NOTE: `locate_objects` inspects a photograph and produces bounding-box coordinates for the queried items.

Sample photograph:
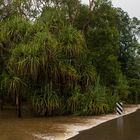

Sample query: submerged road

[69,109,140,140]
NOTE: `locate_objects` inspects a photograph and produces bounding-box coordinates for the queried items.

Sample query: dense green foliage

[0,0,140,117]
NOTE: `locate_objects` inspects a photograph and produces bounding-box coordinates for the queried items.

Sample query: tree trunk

[0,101,3,111]
[0,94,4,111]
[16,95,21,118]
[82,0,95,34]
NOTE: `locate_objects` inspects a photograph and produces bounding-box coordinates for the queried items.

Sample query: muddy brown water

[0,107,95,140]
[0,107,140,140]
[69,109,140,140]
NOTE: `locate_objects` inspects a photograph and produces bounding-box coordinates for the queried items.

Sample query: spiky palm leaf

[59,26,86,60]
[32,84,61,116]
[1,68,26,96]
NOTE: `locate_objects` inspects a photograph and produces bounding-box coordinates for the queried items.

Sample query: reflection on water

[117,117,124,139]
[68,109,140,140]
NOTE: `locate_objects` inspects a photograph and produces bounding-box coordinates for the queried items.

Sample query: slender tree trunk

[89,0,95,11]
[82,0,95,34]
[14,93,16,105]
[16,95,21,118]
[0,100,3,111]
[0,94,4,111]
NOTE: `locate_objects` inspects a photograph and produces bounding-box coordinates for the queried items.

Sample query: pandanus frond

[59,26,86,59]
[0,14,30,45]
[1,68,26,95]
[9,44,41,80]
[82,77,109,115]
[67,86,83,114]
[9,27,60,81]
[45,85,60,114]
[80,64,97,90]
[58,62,79,90]
[32,84,61,116]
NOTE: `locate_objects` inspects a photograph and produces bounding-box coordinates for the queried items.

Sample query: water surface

[0,107,139,140]
[0,107,96,140]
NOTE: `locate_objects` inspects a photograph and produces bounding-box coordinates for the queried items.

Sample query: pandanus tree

[1,68,26,117]
[8,21,61,115]
[6,7,86,115]
[0,12,30,117]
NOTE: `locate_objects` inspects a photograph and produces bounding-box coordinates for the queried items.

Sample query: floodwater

[0,107,139,140]
[69,109,140,140]
[0,107,98,140]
